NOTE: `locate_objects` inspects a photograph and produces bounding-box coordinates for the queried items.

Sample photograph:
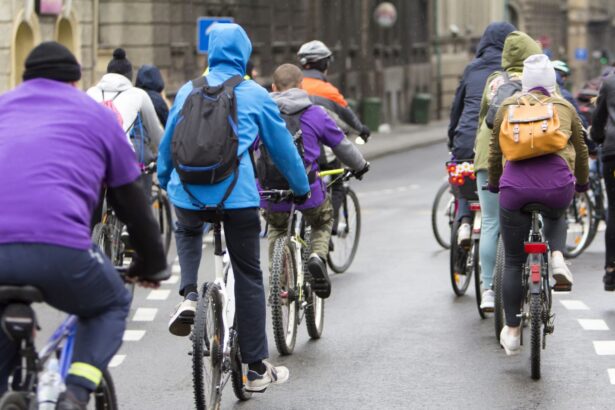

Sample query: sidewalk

[358,120,448,161]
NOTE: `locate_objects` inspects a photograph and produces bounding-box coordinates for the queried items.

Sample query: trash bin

[412,93,431,124]
[361,97,381,132]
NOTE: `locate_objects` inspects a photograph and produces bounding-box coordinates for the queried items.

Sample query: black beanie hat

[107,48,133,80]
[22,41,81,82]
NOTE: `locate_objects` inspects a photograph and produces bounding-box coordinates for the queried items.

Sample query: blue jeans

[173,206,268,364]
[476,170,499,289]
[0,243,130,394]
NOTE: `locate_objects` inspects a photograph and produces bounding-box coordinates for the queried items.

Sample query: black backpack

[256,108,316,190]
[172,75,243,204]
[485,71,522,128]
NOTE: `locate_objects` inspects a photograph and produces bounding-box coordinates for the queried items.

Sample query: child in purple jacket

[263,64,369,298]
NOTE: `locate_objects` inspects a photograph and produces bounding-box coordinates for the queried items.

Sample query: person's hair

[304,58,330,72]
[273,64,303,91]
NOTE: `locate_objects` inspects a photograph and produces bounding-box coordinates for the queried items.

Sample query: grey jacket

[591,74,615,161]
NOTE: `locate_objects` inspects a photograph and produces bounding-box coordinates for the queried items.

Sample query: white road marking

[147,289,171,300]
[578,319,609,331]
[123,330,146,342]
[108,355,126,368]
[161,275,179,285]
[559,300,589,310]
[608,369,615,384]
[593,341,615,355]
[171,264,181,275]
[132,308,158,322]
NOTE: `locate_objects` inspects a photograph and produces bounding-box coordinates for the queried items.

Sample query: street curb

[360,123,448,161]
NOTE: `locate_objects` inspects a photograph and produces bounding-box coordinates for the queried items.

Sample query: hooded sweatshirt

[474,31,542,171]
[136,65,169,126]
[448,22,515,159]
[263,88,367,212]
[158,24,309,210]
[87,73,163,164]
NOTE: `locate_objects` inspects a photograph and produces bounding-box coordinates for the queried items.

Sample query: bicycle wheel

[472,242,485,319]
[0,392,27,410]
[230,328,252,402]
[450,222,472,296]
[328,188,361,273]
[564,192,594,258]
[193,283,223,410]
[303,229,325,339]
[431,181,454,249]
[93,369,118,410]
[530,291,542,380]
[270,237,299,355]
[153,186,173,256]
[493,237,505,340]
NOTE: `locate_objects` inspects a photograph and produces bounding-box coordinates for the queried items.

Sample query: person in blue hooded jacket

[136,64,169,126]
[158,23,309,392]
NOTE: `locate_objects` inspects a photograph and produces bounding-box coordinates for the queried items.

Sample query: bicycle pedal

[552,284,571,292]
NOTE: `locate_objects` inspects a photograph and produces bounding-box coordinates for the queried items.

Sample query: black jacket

[136,65,169,127]
[591,74,615,161]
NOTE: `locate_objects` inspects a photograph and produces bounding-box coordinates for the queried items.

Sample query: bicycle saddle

[0,286,43,304]
[521,203,563,219]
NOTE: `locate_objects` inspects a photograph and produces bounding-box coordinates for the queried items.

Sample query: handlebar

[142,161,157,175]
[259,189,294,203]
[320,168,356,185]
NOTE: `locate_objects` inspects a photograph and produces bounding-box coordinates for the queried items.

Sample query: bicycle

[191,216,252,410]
[493,236,506,340]
[0,272,126,409]
[431,180,455,250]
[563,191,594,258]
[319,169,361,274]
[143,161,173,257]
[262,190,325,355]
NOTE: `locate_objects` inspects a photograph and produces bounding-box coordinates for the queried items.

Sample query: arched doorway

[12,22,35,86]
[56,18,76,53]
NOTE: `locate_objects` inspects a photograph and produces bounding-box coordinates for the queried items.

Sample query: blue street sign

[575,47,588,61]
[197,17,234,54]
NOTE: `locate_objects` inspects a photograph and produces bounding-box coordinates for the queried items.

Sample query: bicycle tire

[473,243,485,319]
[530,291,542,380]
[431,181,453,249]
[493,237,505,340]
[303,230,325,339]
[93,369,118,410]
[270,237,299,355]
[192,283,223,410]
[564,192,594,258]
[230,322,252,402]
[450,221,472,296]
[0,391,27,410]
[154,187,173,257]
[328,188,361,273]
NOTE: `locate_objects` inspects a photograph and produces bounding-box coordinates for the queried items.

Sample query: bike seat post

[213,221,223,257]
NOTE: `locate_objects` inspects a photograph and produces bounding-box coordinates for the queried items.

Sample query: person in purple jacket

[263,64,369,298]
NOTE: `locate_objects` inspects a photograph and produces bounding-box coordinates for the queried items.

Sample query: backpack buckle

[541,120,548,132]
[513,124,520,142]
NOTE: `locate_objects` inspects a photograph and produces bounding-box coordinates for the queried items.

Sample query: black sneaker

[56,392,87,410]
[604,271,615,291]
[307,253,331,299]
[168,292,198,336]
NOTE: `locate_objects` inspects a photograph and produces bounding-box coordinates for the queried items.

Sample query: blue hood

[208,23,252,76]
[475,22,516,58]
[136,64,164,92]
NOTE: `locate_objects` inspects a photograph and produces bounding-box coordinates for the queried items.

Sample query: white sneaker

[500,326,521,356]
[168,293,198,337]
[457,223,471,247]
[480,289,495,312]
[246,360,289,393]
[551,252,573,289]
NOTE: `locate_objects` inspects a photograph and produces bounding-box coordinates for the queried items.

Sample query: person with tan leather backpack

[487,54,589,355]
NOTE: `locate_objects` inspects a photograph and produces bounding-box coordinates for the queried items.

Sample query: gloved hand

[359,125,371,142]
[354,162,370,180]
[293,190,311,205]
[487,184,500,194]
[575,183,589,193]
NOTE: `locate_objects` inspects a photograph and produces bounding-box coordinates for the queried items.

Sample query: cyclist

[474,30,542,310]
[447,22,515,309]
[262,63,370,298]
[160,24,309,392]
[0,42,168,409]
[488,54,589,355]
[136,64,169,127]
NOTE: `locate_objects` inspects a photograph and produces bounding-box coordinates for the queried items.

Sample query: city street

[36,133,615,409]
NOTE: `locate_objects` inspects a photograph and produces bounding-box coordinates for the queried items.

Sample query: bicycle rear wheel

[153,186,173,257]
[328,188,361,273]
[472,242,485,319]
[93,369,118,410]
[270,238,299,355]
[230,327,252,402]
[431,181,454,249]
[0,391,27,410]
[303,230,325,339]
[564,192,594,258]
[192,283,223,410]
[450,222,472,296]
[493,237,505,340]
[530,292,542,380]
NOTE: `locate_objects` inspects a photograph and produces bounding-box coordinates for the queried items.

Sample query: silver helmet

[297,40,332,65]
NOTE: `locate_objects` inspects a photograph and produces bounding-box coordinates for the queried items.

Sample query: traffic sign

[575,48,588,61]
[197,17,234,54]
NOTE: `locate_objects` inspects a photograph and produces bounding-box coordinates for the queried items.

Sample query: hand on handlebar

[359,125,371,143]
[353,162,370,181]
[292,190,311,205]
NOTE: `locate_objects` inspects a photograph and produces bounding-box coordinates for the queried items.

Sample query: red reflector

[530,264,541,283]
[524,242,547,254]
[469,203,481,211]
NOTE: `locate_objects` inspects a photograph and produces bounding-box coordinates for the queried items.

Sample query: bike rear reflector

[530,264,541,284]
[524,242,547,254]
[469,203,481,211]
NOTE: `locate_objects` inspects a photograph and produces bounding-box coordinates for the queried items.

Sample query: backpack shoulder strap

[223,75,244,93]
[192,76,207,88]
[111,90,124,101]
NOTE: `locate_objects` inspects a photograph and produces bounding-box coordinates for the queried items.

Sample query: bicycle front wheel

[328,188,361,273]
[270,238,299,355]
[193,283,223,410]
[530,292,542,380]
[93,369,118,410]
[431,181,454,249]
[493,237,505,340]
[564,192,594,258]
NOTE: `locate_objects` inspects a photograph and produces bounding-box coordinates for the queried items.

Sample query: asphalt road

[34,141,615,409]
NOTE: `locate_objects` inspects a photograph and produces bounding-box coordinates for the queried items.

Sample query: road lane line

[578,319,609,331]
[161,275,179,285]
[132,308,158,322]
[123,330,146,342]
[608,369,615,384]
[593,341,615,355]
[147,289,171,300]
[559,300,589,310]
[172,264,181,274]
[109,355,126,368]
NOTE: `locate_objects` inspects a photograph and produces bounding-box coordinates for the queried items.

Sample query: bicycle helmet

[297,40,333,66]
[551,60,570,75]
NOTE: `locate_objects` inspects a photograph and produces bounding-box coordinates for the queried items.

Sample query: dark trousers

[500,207,566,326]
[603,159,615,269]
[0,244,131,394]
[174,206,268,364]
